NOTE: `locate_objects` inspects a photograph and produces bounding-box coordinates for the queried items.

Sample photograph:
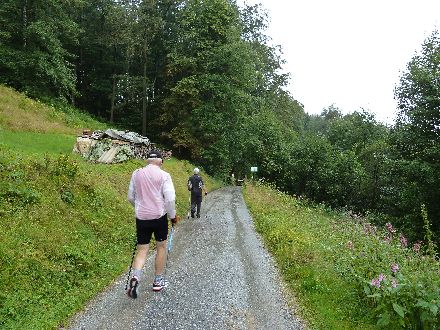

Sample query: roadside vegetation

[0,87,221,329]
[2,1,439,250]
[1,0,440,328]
[244,182,439,329]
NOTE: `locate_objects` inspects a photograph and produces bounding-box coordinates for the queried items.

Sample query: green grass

[4,83,436,329]
[0,85,222,329]
[0,130,76,155]
[243,182,439,329]
[243,183,377,329]
[0,147,221,329]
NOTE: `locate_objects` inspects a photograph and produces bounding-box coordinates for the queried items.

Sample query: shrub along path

[64,187,305,330]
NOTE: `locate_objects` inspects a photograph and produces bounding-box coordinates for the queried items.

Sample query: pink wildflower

[391,279,398,288]
[399,233,408,248]
[371,278,381,288]
[413,241,422,252]
[386,222,396,234]
[383,235,391,243]
[371,274,385,288]
[391,263,399,273]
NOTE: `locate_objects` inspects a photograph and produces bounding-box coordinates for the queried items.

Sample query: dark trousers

[191,193,202,216]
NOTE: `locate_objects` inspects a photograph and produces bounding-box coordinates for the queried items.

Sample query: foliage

[338,220,439,329]
[0,144,127,328]
[244,182,440,329]
[0,0,79,98]
[393,29,440,241]
[0,89,223,329]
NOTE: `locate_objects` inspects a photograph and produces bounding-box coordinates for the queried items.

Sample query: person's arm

[187,177,192,191]
[163,173,176,220]
[127,171,136,206]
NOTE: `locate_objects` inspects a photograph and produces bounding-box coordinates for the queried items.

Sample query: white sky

[239,0,440,124]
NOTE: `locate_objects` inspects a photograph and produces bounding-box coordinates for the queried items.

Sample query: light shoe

[152,277,169,291]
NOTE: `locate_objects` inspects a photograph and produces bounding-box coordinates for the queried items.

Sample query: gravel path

[65,186,305,330]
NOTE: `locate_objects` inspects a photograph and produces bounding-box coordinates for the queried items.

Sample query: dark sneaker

[127,277,139,299]
[196,214,200,218]
[152,278,169,292]
[191,212,195,218]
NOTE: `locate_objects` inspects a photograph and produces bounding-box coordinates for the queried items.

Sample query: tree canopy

[1,1,439,245]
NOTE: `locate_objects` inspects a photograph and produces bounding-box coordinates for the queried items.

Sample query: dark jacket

[188,174,204,196]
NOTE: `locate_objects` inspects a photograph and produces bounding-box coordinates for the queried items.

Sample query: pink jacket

[127,164,176,220]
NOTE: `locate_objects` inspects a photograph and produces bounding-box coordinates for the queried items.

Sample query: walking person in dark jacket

[187,168,207,218]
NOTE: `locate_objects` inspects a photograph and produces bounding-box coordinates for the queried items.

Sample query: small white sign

[251,166,258,172]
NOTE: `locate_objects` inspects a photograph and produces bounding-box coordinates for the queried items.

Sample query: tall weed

[243,182,440,329]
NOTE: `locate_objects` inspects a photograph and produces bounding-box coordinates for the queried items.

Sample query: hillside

[1,85,439,330]
[0,85,221,329]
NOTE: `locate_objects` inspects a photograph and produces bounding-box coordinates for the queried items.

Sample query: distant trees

[392,29,440,239]
[283,29,440,243]
[0,0,79,98]
[1,1,439,243]
[0,0,303,175]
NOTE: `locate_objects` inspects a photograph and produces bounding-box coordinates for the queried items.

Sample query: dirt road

[65,187,305,330]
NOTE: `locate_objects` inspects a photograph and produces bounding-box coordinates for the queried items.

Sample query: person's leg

[196,194,202,217]
[132,219,153,278]
[152,215,169,291]
[127,219,153,298]
[154,240,167,275]
[132,244,150,273]
[190,193,196,217]
[127,244,149,299]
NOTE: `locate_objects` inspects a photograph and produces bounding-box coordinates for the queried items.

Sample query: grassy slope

[5,85,436,330]
[243,183,376,330]
[243,183,440,330]
[0,85,221,329]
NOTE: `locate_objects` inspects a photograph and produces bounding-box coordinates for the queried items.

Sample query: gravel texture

[64,186,305,330]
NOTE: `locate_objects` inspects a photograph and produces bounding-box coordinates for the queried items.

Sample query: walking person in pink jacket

[126,150,179,298]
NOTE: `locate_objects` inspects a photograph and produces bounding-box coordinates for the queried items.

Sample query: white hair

[193,167,200,174]
[148,158,162,165]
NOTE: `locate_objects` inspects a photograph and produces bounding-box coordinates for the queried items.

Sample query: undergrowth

[0,85,222,329]
[243,182,439,329]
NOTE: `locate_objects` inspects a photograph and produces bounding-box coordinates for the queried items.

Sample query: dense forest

[1,0,439,245]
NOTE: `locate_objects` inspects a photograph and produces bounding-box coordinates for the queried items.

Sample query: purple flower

[371,278,381,288]
[383,235,391,243]
[391,263,399,273]
[386,222,396,234]
[413,241,422,252]
[371,274,386,288]
[391,279,398,288]
[399,233,408,248]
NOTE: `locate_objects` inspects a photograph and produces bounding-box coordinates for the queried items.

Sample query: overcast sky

[239,0,440,124]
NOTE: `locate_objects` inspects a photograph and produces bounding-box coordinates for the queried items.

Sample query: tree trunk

[110,75,116,123]
[142,60,147,136]
[22,0,28,48]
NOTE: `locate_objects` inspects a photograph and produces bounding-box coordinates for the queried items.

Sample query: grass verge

[0,85,223,329]
[243,182,374,329]
[244,182,439,329]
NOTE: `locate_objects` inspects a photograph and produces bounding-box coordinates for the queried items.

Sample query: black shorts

[136,214,168,244]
